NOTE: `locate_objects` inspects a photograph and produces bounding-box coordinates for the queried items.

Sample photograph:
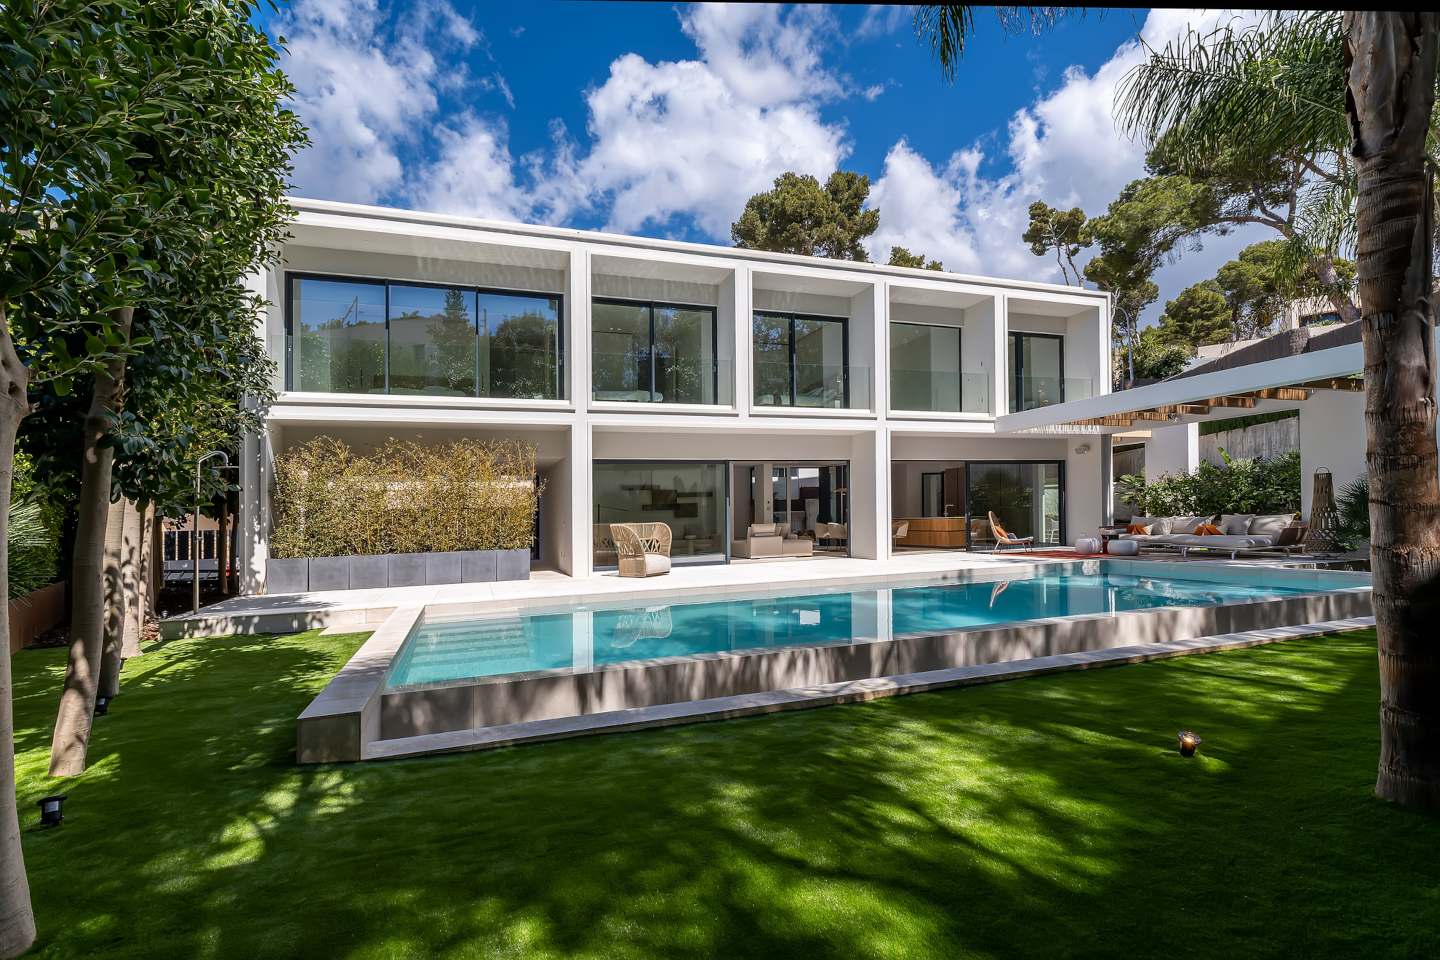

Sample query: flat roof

[286,196,1113,305]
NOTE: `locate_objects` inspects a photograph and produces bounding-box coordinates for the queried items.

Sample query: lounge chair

[610,522,672,577]
[988,511,1034,551]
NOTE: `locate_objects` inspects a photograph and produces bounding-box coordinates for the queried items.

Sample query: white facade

[238,199,1113,592]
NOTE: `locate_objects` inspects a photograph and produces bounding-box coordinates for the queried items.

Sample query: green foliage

[1116,449,1301,517]
[1335,475,1370,550]
[1023,201,1087,285]
[1128,327,1192,381]
[1214,240,1355,339]
[271,438,544,558]
[731,171,879,261]
[1156,281,1230,350]
[7,455,59,599]
[1198,409,1297,437]
[887,246,944,271]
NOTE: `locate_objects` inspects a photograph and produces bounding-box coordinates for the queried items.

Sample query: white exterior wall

[244,199,1113,590]
[1299,390,1366,518]
[1144,423,1200,482]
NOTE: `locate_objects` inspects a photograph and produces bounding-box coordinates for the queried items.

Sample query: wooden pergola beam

[1070,415,1134,428]
[1297,377,1364,392]
[1246,387,1311,402]
[1204,396,1258,409]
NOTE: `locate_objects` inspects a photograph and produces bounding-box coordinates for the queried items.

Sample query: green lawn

[12,627,1440,959]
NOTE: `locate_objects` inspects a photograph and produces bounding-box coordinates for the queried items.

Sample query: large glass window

[287,275,562,400]
[1009,332,1064,412]
[966,461,1063,545]
[290,277,387,393]
[388,284,476,396]
[593,462,728,567]
[591,300,717,404]
[481,292,562,400]
[753,312,848,408]
[891,322,961,412]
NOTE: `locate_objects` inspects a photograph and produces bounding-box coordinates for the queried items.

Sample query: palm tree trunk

[1344,11,1440,809]
[0,302,36,957]
[50,306,133,777]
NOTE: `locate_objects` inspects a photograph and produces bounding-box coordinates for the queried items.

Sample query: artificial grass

[11,627,1440,959]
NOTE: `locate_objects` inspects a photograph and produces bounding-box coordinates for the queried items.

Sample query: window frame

[591,296,720,404]
[890,320,963,413]
[752,310,851,408]
[1007,330,1065,413]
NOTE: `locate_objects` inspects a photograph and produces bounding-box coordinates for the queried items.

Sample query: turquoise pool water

[385,570,1351,690]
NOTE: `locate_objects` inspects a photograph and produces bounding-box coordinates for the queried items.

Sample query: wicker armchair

[610,522,673,577]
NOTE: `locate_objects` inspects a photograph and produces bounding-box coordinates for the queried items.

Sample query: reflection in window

[591,300,717,404]
[753,312,848,408]
[891,322,961,412]
[481,292,561,400]
[1009,332,1064,412]
[593,462,727,567]
[388,284,476,396]
[966,461,1063,544]
[291,277,387,393]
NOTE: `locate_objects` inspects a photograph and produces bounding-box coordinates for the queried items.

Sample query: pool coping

[296,559,1372,763]
[360,615,1377,761]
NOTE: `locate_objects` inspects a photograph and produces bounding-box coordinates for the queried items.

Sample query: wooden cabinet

[894,517,968,548]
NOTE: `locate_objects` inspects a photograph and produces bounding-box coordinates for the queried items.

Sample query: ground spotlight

[1177,731,1202,758]
[95,695,111,717]
[37,795,67,827]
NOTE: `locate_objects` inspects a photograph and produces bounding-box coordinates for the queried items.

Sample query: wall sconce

[1074,443,1091,455]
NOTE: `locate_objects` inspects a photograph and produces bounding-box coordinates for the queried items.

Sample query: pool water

[385,570,1342,690]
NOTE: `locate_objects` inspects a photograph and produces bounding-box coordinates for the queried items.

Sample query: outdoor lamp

[95,695,110,716]
[1177,731,1202,758]
[37,794,67,827]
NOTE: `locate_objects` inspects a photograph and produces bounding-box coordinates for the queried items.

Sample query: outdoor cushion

[1107,539,1139,556]
[1126,522,1151,535]
[1130,516,1170,535]
[1194,523,1223,536]
[1218,514,1255,536]
[1166,516,1210,535]
[1247,514,1295,538]
[748,523,783,538]
[1169,534,1267,548]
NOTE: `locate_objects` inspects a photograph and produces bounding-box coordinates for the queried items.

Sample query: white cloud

[865,8,1270,322]
[857,5,913,40]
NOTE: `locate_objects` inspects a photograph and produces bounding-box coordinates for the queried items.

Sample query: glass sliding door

[766,464,848,551]
[891,322,961,412]
[592,299,717,404]
[965,461,1064,545]
[1009,332,1064,412]
[753,312,848,408]
[480,292,562,400]
[289,276,387,394]
[593,462,728,567]
[388,284,476,396]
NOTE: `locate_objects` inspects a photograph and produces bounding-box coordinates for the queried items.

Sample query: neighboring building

[1192,296,1348,365]
[236,198,1115,591]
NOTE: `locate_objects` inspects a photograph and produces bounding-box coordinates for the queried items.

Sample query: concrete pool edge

[360,615,1377,762]
[294,561,1373,763]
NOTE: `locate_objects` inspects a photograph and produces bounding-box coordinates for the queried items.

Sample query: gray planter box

[349,555,389,590]
[496,548,531,582]
[387,553,427,588]
[425,551,462,585]
[266,558,309,595]
[308,556,351,592]
[460,550,497,583]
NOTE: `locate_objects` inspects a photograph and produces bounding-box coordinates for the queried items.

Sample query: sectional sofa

[1119,513,1308,559]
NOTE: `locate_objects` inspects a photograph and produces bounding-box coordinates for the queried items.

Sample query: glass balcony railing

[1008,375,1093,413]
[889,369,990,414]
[753,361,871,410]
[590,351,722,405]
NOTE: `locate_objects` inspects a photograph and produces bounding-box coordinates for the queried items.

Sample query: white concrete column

[729,264,751,414]
[567,422,593,579]
[237,422,262,595]
[992,294,1009,416]
[567,247,590,409]
[1099,434,1115,525]
[848,429,887,560]
[1299,390,1366,518]
[1144,423,1199,482]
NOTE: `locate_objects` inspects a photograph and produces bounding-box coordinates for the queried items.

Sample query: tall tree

[1155,281,1231,350]
[731,171,880,260]
[1023,201,1086,284]
[887,246,945,271]
[1344,12,1440,809]
[46,0,304,778]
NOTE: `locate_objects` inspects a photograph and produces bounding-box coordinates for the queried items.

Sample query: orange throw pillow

[1195,523,1222,536]
[993,522,1009,538]
[1126,523,1150,535]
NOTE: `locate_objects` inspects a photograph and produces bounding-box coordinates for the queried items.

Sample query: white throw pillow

[1218,514,1255,536]
[1168,516,1208,535]
[1248,514,1294,538]
[1130,516,1169,535]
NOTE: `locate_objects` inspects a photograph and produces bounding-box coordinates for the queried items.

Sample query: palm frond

[915,6,1077,82]
[1116,11,1348,171]
[8,498,58,599]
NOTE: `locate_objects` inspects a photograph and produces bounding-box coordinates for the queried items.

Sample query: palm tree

[1344,12,1440,809]
[916,6,1440,809]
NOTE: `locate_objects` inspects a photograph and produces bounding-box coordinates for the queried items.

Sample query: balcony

[1009,375,1094,413]
[890,369,990,415]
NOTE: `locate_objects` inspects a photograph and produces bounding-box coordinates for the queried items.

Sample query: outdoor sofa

[1119,514,1309,559]
[731,522,814,559]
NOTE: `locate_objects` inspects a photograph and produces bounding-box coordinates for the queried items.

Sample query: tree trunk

[0,302,36,957]
[1312,254,1363,323]
[121,499,145,658]
[146,503,163,617]
[1344,12,1440,809]
[98,498,128,700]
[216,495,230,599]
[50,306,133,777]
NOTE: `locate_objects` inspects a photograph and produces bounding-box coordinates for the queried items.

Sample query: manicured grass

[12,628,1440,959]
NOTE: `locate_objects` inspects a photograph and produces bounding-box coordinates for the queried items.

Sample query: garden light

[1177,731,1202,758]
[37,794,67,827]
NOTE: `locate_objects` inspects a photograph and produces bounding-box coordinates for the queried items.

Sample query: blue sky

[262,3,1266,324]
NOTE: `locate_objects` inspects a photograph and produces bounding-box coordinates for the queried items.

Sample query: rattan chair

[610,522,673,577]
[988,511,1034,551]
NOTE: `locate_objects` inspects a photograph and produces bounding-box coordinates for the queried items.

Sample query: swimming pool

[386,568,1354,690]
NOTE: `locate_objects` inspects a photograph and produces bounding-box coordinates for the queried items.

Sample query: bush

[1335,475,1369,549]
[1115,449,1301,518]
[271,437,544,559]
[8,452,60,598]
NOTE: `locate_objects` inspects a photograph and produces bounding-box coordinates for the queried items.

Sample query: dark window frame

[1007,330,1065,413]
[591,297,720,404]
[963,458,1066,547]
[753,310,851,408]
[284,271,566,400]
[592,458,733,567]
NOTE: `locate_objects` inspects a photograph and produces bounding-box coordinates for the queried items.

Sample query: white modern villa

[234,198,1377,594]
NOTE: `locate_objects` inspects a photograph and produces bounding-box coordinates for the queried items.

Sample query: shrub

[1115,449,1301,518]
[1335,475,1369,549]
[8,452,60,598]
[271,437,544,559]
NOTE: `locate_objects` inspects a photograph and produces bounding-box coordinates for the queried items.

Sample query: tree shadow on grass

[12,629,1440,960]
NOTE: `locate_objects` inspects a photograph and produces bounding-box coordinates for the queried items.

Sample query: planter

[266,558,310,596]
[263,550,531,594]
